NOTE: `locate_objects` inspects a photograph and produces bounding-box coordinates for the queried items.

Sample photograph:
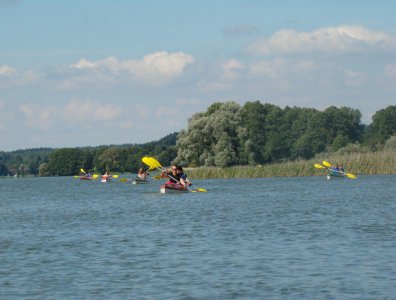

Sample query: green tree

[0,163,8,176]
[47,148,85,176]
[175,102,243,167]
[365,105,396,147]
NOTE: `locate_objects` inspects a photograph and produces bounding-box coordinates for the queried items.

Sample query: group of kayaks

[314,161,357,179]
[75,157,208,194]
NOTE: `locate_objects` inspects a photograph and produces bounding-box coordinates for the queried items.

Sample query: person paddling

[162,164,188,188]
[137,168,148,180]
[177,165,191,187]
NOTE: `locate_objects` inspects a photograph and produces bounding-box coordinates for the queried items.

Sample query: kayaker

[162,165,188,188]
[137,168,147,180]
[177,165,191,187]
[103,171,112,178]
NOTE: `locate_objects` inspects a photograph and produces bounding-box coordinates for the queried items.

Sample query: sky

[1,0,396,151]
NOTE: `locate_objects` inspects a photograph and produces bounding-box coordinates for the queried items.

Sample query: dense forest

[1,102,395,176]
[175,102,396,167]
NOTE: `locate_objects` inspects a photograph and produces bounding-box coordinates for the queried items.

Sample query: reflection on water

[1,175,395,299]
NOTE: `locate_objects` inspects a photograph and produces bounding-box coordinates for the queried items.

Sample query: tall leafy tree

[364,105,396,147]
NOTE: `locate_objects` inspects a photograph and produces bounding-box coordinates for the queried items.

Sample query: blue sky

[1,0,396,151]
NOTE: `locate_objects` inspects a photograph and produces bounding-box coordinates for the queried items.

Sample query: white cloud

[247,25,396,55]
[0,65,17,76]
[71,56,122,73]
[123,51,195,83]
[69,51,195,86]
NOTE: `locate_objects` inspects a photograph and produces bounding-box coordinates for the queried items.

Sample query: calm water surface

[1,175,395,299]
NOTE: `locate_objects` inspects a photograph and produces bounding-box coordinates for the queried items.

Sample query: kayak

[132,178,149,184]
[80,176,94,180]
[326,170,346,180]
[160,183,189,194]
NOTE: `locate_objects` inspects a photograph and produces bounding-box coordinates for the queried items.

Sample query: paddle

[314,163,326,169]
[143,156,207,192]
[142,156,192,191]
[119,178,130,183]
[322,161,357,179]
[189,184,207,193]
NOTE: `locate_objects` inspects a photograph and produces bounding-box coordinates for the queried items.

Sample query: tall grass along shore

[186,150,396,179]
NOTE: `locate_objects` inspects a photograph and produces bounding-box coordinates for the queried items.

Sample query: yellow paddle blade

[92,174,99,179]
[74,175,80,178]
[152,175,163,180]
[142,156,156,168]
[119,178,129,182]
[322,161,332,168]
[147,157,163,169]
[196,188,207,192]
[80,168,86,173]
[112,174,119,178]
[346,173,357,179]
[314,163,325,169]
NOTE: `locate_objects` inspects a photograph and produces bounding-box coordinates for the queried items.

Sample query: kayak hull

[160,183,189,194]
[80,176,94,180]
[327,171,346,180]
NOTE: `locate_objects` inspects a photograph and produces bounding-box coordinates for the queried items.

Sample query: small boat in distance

[80,174,94,180]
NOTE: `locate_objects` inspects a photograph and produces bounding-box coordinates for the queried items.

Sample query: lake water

[1,175,395,299]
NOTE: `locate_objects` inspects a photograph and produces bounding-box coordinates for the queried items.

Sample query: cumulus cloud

[247,25,396,55]
[69,51,195,86]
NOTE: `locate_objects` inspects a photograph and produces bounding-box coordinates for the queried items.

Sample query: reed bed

[186,149,396,179]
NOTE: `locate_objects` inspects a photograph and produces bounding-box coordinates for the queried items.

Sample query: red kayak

[160,183,189,194]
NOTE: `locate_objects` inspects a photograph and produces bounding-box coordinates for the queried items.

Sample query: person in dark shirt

[162,164,187,187]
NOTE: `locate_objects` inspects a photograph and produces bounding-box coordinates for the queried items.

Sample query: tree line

[175,102,395,167]
[0,133,178,176]
[1,103,395,176]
